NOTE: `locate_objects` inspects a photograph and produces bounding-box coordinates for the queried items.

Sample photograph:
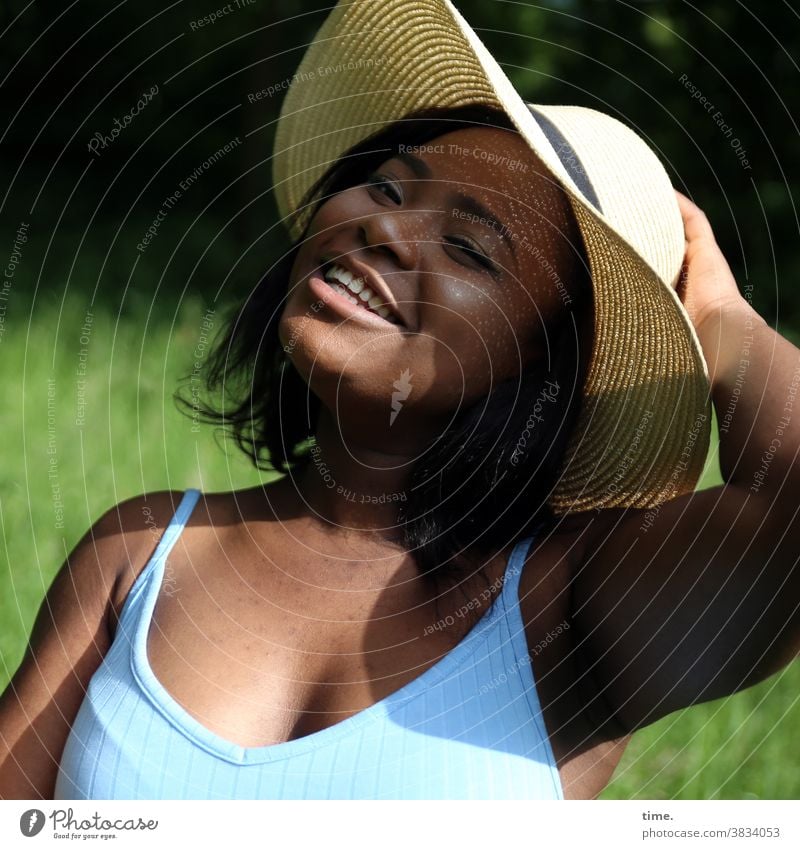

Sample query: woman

[1,0,798,800]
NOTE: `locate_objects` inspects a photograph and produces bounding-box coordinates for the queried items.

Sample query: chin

[282,322,360,390]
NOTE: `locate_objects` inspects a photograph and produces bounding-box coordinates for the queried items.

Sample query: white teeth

[325,264,375,299]
[323,262,400,325]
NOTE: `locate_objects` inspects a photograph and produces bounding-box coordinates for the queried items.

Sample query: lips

[319,255,405,327]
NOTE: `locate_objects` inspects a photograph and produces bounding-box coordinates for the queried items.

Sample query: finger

[674,189,716,245]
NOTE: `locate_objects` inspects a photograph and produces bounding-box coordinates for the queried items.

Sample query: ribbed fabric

[55,489,564,800]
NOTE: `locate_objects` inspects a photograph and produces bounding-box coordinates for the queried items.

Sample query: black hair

[175,103,594,590]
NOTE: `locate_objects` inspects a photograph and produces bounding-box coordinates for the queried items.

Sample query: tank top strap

[499,520,545,607]
[118,488,202,624]
[148,488,202,564]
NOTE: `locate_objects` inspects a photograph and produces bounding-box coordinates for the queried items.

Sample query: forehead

[403,125,558,200]
[395,125,577,240]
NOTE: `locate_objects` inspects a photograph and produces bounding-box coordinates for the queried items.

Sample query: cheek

[422,274,542,380]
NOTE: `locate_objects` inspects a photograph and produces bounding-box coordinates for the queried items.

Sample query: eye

[365,172,402,204]
[444,236,498,274]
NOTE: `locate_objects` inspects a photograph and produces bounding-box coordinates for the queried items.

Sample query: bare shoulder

[108,487,259,624]
[516,507,607,723]
[0,488,189,799]
[518,508,606,606]
[107,489,204,625]
[517,508,633,798]
[59,489,192,631]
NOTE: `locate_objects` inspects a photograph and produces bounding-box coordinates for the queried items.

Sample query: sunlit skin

[278,125,586,541]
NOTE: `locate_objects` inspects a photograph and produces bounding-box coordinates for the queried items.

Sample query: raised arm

[0,491,181,799]
[570,192,800,734]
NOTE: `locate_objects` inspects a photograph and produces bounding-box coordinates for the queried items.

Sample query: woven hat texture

[272,0,712,514]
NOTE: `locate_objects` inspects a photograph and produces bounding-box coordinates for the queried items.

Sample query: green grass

[1,289,797,799]
[0,289,270,685]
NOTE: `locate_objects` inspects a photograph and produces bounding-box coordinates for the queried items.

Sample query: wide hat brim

[272,0,712,515]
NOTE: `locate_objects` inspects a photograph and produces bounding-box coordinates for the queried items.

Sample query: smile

[321,263,401,325]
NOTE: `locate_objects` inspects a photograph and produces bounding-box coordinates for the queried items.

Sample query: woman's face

[280,124,584,444]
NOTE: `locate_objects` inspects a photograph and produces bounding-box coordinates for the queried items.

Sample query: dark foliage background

[0,0,796,335]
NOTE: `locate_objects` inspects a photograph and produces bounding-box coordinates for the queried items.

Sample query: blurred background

[0,0,797,799]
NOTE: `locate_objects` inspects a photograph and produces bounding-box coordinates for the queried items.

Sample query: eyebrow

[392,151,516,258]
[394,151,433,179]
[448,191,516,258]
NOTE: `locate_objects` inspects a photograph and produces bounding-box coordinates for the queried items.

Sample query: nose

[357,209,419,271]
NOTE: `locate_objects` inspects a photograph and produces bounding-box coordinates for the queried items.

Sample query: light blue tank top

[55,488,564,800]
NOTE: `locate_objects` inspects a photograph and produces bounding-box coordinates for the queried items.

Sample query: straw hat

[271,0,712,515]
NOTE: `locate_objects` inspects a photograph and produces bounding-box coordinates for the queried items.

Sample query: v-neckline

[128,531,534,765]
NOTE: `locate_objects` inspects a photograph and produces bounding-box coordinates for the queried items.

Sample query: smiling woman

[183,103,594,584]
[2,0,798,805]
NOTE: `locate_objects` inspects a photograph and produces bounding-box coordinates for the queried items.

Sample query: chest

[139,533,510,750]
[124,522,628,798]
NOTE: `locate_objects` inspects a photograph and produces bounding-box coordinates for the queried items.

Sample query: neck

[295,406,416,546]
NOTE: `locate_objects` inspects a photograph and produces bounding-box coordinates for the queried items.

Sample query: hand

[674,189,750,334]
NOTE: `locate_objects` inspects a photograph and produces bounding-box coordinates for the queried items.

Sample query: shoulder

[518,508,606,596]
[516,507,628,727]
[59,491,185,617]
[517,512,587,637]
[106,490,207,623]
[516,508,636,794]
[515,510,605,673]
[107,487,256,623]
[517,504,646,660]
[0,489,197,799]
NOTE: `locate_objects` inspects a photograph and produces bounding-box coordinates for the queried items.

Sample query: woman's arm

[0,492,181,799]
[567,192,800,735]
[676,190,800,507]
